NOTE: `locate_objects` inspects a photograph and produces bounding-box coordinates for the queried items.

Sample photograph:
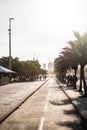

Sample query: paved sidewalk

[59,82,87,128]
[0,78,85,130]
[0,80,47,123]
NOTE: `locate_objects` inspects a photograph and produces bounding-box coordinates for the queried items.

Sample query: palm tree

[73,31,87,96]
[61,46,78,77]
[54,57,68,82]
[60,46,79,88]
[54,46,78,83]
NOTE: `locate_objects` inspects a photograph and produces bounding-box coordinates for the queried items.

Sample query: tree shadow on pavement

[64,109,77,115]
[50,85,68,91]
[56,120,85,130]
[49,98,71,106]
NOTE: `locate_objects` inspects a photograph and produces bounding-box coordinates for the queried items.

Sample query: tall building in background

[48,62,54,76]
[48,62,54,71]
[43,63,46,69]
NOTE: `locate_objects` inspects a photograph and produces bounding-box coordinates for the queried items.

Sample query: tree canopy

[54,31,87,96]
[0,57,47,82]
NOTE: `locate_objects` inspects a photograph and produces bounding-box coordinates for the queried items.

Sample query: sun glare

[0,0,86,63]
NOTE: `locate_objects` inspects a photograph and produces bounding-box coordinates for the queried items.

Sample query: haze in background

[0,0,87,65]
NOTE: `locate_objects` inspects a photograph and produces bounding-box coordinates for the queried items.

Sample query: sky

[0,0,87,65]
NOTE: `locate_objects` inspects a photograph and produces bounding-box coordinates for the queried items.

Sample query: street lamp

[8,18,14,70]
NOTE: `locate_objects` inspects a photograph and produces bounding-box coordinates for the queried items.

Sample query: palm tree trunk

[75,69,77,76]
[79,65,87,96]
[79,65,82,92]
[74,69,77,89]
[82,69,87,96]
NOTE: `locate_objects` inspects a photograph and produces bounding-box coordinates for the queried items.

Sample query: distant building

[48,62,53,71]
[43,63,46,69]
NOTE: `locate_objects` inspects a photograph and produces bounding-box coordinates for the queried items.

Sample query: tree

[40,68,47,76]
[73,31,87,96]
[0,57,42,82]
[54,56,68,82]
[0,56,9,68]
[22,60,41,81]
[54,43,79,87]
[61,46,79,77]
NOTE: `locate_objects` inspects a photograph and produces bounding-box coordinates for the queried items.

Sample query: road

[0,78,86,130]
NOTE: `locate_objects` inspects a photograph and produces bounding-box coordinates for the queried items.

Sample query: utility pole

[8,18,14,70]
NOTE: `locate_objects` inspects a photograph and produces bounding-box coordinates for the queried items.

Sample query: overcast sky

[0,0,87,65]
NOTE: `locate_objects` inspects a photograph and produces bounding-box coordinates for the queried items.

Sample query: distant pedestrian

[43,75,47,80]
[36,76,38,81]
[66,74,70,86]
[72,75,78,89]
[40,75,42,81]
[69,75,73,86]
[44,75,47,80]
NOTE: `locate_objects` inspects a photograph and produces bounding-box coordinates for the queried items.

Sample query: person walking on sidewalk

[66,74,70,86]
[72,75,78,89]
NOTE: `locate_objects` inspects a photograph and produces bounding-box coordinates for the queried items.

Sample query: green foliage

[0,56,9,68]
[73,32,87,95]
[0,57,44,82]
[40,68,47,75]
[54,45,79,81]
[54,31,87,95]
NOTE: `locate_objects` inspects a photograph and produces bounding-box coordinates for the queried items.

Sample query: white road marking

[37,92,49,130]
[37,117,45,130]
[44,103,47,111]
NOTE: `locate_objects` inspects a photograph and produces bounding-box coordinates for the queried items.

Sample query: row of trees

[54,31,87,96]
[0,57,47,81]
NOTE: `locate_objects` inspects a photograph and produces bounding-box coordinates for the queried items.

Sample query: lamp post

[8,18,14,70]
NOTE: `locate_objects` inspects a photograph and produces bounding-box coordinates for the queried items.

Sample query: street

[0,78,85,130]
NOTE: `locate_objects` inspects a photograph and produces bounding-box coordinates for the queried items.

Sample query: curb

[59,83,87,128]
[0,79,49,124]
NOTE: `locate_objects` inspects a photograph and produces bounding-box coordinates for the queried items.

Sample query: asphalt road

[0,78,86,130]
